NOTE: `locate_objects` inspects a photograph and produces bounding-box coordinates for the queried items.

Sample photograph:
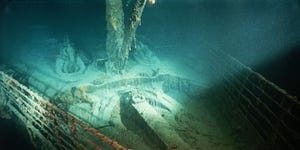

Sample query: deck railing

[209,49,300,150]
[0,70,127,150]
[1,48,299,150]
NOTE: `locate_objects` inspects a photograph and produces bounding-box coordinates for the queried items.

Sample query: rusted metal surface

[0,70,127,150]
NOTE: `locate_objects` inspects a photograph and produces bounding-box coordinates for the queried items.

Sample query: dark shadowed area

[0,0,299,149]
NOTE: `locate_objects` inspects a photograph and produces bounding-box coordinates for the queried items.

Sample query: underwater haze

[0,0,300,149]
[140,0,300,96]
[1,0,300,95]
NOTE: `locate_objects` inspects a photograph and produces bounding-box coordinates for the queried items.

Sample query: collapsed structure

[0,0,299,150]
